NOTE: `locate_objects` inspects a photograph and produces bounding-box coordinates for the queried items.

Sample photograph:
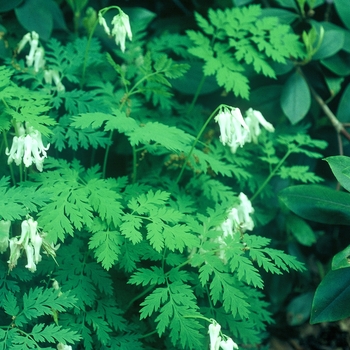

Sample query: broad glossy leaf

[334,0,350,30]
[325,156,350,191]
[336,83,350,123]
[275,0,299,11]
[312,29,344,60]
[280,72,311,124]
[15,0,53,40]
[0,0,22,12]
[286,214,316,246]
[15,0,67,40]
[310,268,350,323]
[260,8,298,24]
[250,85,283,118]
[332,245,350,270]
[321,51,350,76]
[287,292,314,326]
[279,184,350,225]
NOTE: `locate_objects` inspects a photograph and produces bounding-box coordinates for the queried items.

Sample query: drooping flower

[44,69,66,92]
[17,31,47,72]
[31,233,43,264]
[111,11,132,52]
[0,220,10,253]
[6,122,50,172]
[220,192,254,238]
[245,108,275,144]
[17,32,31,53]
[17,219,30,246]
[25,243,36,272]
[236,192,254,231]
[219,337,239,350]
[98,12,111,35]
[33,47,46,72]
[215,107,249,153]
[25,31,39,67]
[209,322,222,350]
[215,106,275,153]
[8,237,21,270]
[57,343,73,350]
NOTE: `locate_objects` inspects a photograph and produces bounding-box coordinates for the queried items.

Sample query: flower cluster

[44,69,66,92]
[221,192,254,237]
[98,8,132,52]
[6,122,50,172]
[209,321,239,350]
[17,31,45,72]
[57,343,72,350]
[17,32,65,92]
[8,217,43,272]
[215,106,275,153]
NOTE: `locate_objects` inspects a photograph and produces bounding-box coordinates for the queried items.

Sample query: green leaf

[120,214,143,244]
[129,266,166,286]
[334,0,350,30]
[312,29,344,60]
[89,228,123,270]
[286,213,316,246]
[3,292,19,317]
[310,268,350,323]
[279,184,350,225]
[332,245,350,270]
[140,287,168,319]
[30,323,80,344]
[337,83,350,123]
[280,72,311,124]
[85,310,112,345]
[321,52,350,76]
[325,156,350,192]
[21,287,76,322]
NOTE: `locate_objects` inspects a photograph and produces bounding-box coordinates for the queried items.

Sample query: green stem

[139,330,158,339]
[2,130,16,186]
[124,285,154,312]
[102,130,114,179]
[81,19,99,87]
[175,104,223,184]
[183,315,212,323]
[132,145,137,183]
[250,150,291,202]
[185,74,206,118]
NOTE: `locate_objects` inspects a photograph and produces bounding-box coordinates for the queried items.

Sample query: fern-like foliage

[187,5,305,98]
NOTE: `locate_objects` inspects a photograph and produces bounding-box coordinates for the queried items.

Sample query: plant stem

[132,145,137,183]
[250,150,291,202]
[139,330,158,339]
[124,285,154,312]
[81,20,98,87]
[102,130,114,179]
[175,104,222,184]
[2,130,16,186]
[185,74,206,118]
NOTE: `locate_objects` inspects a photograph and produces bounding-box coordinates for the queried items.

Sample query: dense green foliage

[0,0,349,349]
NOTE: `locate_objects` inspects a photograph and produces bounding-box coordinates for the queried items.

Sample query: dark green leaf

[334,0,350,30]
[279,184,350,225]
[332,245,350,270]
[311,268,350,323]
[0,0,23,12]
[280,72,311,124]
[337,83,350,123]
[312,30,344,60]
[325,156,350,192]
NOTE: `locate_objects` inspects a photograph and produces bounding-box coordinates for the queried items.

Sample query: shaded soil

[270,320,350,350]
